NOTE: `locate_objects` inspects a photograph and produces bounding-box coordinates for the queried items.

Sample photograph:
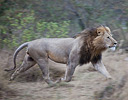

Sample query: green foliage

[1,0,128,49]
[37,21,70,38]
[0,11,70,49]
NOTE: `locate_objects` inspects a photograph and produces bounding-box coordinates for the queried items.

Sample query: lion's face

[93,26,117,51]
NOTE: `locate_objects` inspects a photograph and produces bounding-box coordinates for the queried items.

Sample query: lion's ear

[105,27,111,33]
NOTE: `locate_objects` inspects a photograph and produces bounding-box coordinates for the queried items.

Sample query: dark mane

[73,27,98,38]
[78,27,104,65]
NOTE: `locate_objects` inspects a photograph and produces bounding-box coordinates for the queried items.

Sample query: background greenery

[0,0,128,49]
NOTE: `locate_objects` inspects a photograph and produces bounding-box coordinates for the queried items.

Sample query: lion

[5,25,117,85]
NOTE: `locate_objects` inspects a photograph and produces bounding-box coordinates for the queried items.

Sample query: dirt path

[1,50,128,100]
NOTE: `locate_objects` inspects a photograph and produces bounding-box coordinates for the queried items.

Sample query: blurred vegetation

[0,0,128,49]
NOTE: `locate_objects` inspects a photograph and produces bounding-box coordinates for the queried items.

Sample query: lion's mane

[76,27,107,65]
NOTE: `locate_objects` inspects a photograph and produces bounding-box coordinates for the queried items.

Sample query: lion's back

[27,38,75,63]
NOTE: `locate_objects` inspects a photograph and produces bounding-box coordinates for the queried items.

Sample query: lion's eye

[98,32,100,34]
[98,32,101,36]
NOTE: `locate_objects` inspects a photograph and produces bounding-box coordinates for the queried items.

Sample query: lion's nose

[114,42,117,45]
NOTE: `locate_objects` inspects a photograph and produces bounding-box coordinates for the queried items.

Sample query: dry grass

[1,50,128,100]
[0,67,17,100]
[95,73,128,100]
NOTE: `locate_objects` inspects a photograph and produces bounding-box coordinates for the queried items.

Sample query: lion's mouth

[109,46,116,51]
[109,46,115,48]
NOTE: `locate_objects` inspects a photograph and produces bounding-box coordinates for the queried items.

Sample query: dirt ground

[0,49,128,100]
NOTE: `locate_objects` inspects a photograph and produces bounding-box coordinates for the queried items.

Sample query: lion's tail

[4,42,29,71]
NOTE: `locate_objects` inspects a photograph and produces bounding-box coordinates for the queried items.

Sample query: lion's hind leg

[10,54,36,81]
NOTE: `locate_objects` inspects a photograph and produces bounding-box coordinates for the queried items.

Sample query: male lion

[5,25,117,85]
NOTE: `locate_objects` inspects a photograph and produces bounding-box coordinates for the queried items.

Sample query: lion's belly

[48,51,68,64]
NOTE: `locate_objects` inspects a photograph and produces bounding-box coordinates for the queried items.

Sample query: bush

[0,10,70,49]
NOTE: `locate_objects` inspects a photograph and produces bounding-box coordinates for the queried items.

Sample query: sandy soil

[0,50,128,100]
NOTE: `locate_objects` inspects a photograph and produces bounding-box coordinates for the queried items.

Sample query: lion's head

[93,26,117,51]
[77,25,117,65]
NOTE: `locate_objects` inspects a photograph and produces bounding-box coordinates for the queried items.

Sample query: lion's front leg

[61,52,79,82]
[62,63,78,82]
[92,60,112,79]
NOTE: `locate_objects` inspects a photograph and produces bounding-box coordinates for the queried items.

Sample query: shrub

[0,10,70,49]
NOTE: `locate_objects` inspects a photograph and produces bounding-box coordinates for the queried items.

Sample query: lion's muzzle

[109,43,117,51]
